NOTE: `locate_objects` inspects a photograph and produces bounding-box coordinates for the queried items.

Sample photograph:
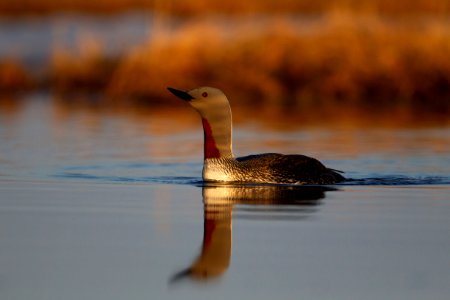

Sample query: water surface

[0,95,449,300]
[0,12,153,68]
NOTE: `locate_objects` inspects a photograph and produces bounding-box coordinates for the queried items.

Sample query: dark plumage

[236,153,345,184]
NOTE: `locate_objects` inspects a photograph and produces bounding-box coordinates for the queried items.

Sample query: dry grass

[102,13,450,118]
[0,0,448,16]
[2,9,450,121]
[0,60,34,93]
[49,37,118,94]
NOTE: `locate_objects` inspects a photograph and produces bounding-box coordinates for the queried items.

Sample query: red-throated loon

[168,86,345,184]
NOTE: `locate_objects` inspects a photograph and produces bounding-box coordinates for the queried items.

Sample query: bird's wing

[236,153,344,184]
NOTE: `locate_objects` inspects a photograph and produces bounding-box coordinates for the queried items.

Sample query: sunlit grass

[50,36,118,94]
[103,13,450,116]
[0,0,448,16]
[0,60,34,93]
[0,2,449,122]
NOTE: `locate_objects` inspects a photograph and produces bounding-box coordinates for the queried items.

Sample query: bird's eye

[202,92,208,97]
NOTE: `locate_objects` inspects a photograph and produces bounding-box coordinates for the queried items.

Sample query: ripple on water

[53,163,450,186]
[52,162,203,185]
[54,172,202,185]
[342,176,450,186]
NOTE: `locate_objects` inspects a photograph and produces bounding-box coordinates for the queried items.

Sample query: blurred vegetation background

[0,0,449,123]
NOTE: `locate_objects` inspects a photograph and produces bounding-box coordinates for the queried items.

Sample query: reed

[0,60,34,93]
[49,37,118,94]
[2,11,449,120]
[104,13,450,117]
[0,0,448,16]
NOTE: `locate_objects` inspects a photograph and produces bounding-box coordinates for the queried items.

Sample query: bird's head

[167,87,230,118]
[167,86,234,159]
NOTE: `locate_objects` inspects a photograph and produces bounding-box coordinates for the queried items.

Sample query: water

[0,12,153,68]
[1,95,450,300]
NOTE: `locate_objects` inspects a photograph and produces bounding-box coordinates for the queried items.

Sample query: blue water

[1,96,450,300]
[0,12,153,68]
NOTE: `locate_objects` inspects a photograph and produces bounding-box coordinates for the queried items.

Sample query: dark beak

[169,268,192,284]
[167,87,194,101]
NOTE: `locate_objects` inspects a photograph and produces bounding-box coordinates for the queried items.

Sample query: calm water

[1,95,450,300]
[0,13,153,68]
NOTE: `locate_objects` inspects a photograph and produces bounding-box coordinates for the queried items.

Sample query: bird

[167,86,345,184]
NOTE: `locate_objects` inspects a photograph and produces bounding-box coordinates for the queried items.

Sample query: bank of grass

[103,14,450,116]
[0,0,448,16]
[50,40,118,94]
[0,60,34,93]
[2,12,450,120]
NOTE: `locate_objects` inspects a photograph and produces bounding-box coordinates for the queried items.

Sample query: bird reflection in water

[170,184,336,283]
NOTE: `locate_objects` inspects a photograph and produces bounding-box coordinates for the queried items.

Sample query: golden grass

[0,0,448,16]
[2,11,450,122]
[49,37,118,94]
[0,60,34,93]
[103,13,450,117]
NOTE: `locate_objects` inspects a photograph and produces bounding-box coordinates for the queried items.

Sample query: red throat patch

[201,118,221,159]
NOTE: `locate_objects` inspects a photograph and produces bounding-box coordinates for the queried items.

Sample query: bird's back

[235,153,345,184]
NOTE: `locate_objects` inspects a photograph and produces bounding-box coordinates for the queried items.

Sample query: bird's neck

[201,113,233,160]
